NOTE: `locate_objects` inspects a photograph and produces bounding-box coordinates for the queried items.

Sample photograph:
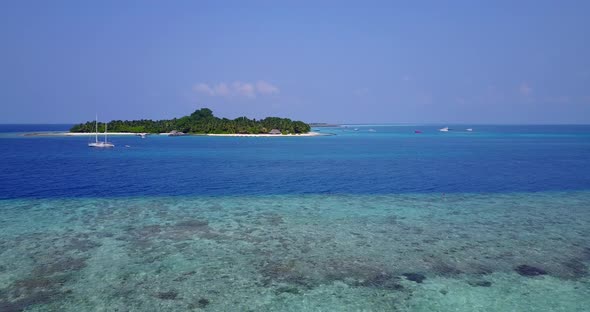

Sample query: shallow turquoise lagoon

[1,192,588,311]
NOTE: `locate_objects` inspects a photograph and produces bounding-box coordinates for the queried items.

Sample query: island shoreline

[23,131,326,137]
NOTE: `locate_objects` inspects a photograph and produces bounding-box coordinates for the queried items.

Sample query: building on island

[168,130,186,136]
[268,129,281,135]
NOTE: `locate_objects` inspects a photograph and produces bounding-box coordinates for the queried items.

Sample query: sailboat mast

[95,114,98,143]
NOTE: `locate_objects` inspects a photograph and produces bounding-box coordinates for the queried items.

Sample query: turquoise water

[1,193,589,311]
[1,125,589,311]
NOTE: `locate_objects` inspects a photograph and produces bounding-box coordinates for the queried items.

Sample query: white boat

[466,128,473,132]
[439,127,449,132]
[88,115,115,148]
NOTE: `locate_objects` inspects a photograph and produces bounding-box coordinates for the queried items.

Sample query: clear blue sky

[1,0,589,124]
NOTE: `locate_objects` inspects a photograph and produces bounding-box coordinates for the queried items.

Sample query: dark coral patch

[13,275,69,291]
[275,286,301,294]
[33,257,87,276]
[356,272,404,290]
[155,291,179,300]
[468,280,492,287]
[1,275,70,311]
[402,273,426,283]
[515,265,547,277]
[66,238,102,252]
[430,261,463,276]
[0,291,56,312]
[189,298,210,309]
[198,298,210,307]
[125,218,226,249]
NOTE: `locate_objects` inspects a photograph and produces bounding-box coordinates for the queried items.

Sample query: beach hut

[269,129,281,135]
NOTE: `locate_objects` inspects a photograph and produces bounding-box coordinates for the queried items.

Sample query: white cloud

[232,81,256,97]
[256,80,280,95]
[214,83,230,96]
[192,83,214,96]
[193,80,280,98]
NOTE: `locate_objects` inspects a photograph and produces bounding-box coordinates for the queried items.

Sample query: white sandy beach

[24,132,142,136]
[25,131,324,137]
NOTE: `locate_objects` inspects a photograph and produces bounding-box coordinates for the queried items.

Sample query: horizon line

[2,122,590,126]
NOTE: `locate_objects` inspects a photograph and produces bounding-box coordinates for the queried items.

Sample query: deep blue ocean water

[1,124,589,199]
[1,125,589,311]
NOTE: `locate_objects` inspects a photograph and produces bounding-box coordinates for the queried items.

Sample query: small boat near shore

[439,127,450,132]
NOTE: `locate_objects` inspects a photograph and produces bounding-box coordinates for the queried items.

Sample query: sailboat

[88,115,115,148]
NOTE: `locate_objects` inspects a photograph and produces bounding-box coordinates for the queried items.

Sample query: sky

[1,0,589,124]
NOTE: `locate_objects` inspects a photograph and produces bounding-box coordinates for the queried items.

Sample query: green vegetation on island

[70,108,311,134]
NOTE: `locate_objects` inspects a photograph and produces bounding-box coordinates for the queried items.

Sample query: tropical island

[70,108,312,135]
